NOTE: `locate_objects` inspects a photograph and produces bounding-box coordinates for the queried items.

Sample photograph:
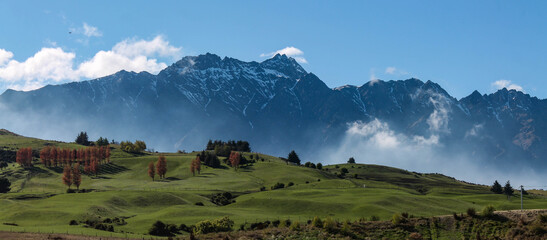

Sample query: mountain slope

[0,53,546,173]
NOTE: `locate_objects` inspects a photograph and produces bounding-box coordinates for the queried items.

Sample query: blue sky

[1,1,546,99]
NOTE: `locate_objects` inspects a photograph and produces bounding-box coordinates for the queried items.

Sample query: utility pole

[520,185,523,210]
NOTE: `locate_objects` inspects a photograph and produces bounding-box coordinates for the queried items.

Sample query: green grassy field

[0,130,545,238]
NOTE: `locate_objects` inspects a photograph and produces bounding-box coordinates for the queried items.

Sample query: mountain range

[0,53,545,172]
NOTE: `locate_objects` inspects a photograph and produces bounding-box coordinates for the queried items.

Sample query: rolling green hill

[0,131,545,239]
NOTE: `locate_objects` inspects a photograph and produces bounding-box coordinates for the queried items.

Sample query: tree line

[206,140,250,157]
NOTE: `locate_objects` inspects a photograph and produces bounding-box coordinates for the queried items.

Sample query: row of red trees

[148,155,168,181]
[16,147,33,168]
[39,146,110,168]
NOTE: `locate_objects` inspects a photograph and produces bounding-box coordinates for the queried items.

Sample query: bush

[195,202,204,206]
[289,221,301,231]
[392,213,403,225]
[311,216,322,228]
[0,177,11,193]
[211,192,234,206]
[271,220,280,227]
[193,216,234,234]
[401,212,409,218]
[149,221,171,236]
[69,220,78,225]
[271,182,285,190]
[260,186,266,191]
[316,163,322,170]
[481,205,496,217]
[287,182,294,187]
[179,223,191,233]
[370,215,380,221]
[341,221,351,234]
[467,208,477,217]
[323,217,337,233]
[279,219,291,228]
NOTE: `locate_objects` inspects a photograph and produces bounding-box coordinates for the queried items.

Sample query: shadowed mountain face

[0,53,546,172]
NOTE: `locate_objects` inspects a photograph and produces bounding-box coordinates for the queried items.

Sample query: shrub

[341,221,351,234]
[311,216,323,228]
[195,202,204,206]
[179,223,191,233]
[467,208,477,217]
[167,224,179,234]
[211,192,234,206]
[316,163,322,170]
[481,205,496,217]
[260,186,266,191]
[69,220,78,225]
[287,182,294,187]
[370,215,380,221]
[323,217,337,233]
[271,220,280,227]
[392,213,403,225]
[401,212,409,218]
[279,219,291,228]
[289,221,301,231]
[271,182,285,190]
[149,221,171,236]
[193,216,234,234]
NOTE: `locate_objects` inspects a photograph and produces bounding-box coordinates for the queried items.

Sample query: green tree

[316,163,323,170]
[0,177,11,193]
[503,180,514,200]
[287,150,301,165]
[75,131,90,146]
[347,157,356,164]
[491,180,503,194]
[96,137,109,146]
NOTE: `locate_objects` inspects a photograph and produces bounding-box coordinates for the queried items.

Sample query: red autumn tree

[72,163,81,190]
[50,147,58,167]
[190,156,201,176]
[90,159,99,176]
[148,161,155,181]
[62,165,72,189]
[156,155,167,179]
[16,147,33,168]
[229,151,241,171]
[105,146,111,163]
[39,147,50,166]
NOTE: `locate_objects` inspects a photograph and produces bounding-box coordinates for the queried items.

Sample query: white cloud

[0,49,14,66]
[384,66,409,76]
[426,92,451,133]
[465,124,483,138]
[491,79,524,92]
[347,119,400,149]
[0,35,182,91]
[385,67,396,74]
[260,46,308,64]
[369,69,379,85]
[83,23,102,37]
